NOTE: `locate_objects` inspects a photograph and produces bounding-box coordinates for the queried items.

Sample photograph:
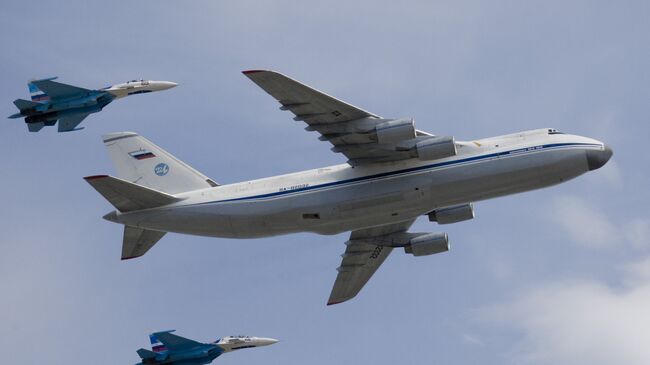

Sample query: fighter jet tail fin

[137,348,158,360]
[28,77,57,102]
[102,132,219,195]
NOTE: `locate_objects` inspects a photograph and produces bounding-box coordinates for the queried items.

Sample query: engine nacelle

[375,118,416,144]
[415,136,457,161]
[404,232,449,257]
[428,204,474,224]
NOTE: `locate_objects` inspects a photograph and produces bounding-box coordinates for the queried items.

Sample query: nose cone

[156,81,178,90]
[586,145,613,171]
[256,338,279,346]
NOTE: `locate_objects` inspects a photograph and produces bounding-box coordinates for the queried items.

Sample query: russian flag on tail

[150,333,168,353]
[27,77,57,102]
[129,149,156,160]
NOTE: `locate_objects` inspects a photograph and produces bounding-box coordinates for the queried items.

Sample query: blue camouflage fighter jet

[9,77,176,132]
[136,330,278,365]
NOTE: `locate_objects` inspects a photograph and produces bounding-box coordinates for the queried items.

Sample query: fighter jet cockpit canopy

[214,335,252,343]
[124,79,149,85]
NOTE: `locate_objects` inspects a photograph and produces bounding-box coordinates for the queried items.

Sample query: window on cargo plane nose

[548,128,564,135]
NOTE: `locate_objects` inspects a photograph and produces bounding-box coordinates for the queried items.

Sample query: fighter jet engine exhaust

[404,232,449,256]
[428,204,474,224]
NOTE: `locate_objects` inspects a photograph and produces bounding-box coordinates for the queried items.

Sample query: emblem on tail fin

[28,76,57,102]
[154,163,169,176]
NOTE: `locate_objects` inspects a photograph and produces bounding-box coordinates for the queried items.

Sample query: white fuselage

[109,128,609,238]
[104,80,178,99]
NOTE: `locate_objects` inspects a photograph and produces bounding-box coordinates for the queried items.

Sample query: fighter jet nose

[586,144,613,171]
[160,81,178,90]
[258,338,279,346]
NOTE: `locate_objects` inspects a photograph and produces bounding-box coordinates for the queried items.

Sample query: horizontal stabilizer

[137,348,157,360]
[13,98,40,111]
[122,226,166,260]
[83,175,180,212]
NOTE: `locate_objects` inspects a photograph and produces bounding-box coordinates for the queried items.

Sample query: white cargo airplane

[85,70,613,305]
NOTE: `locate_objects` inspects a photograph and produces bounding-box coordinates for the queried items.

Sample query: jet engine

[428,204,474,224]
[415,136,457,161]
[375,118,416,144]
[404,232,449,257]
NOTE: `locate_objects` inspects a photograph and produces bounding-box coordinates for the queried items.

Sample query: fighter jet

[8,77,177,132]
[136,330,278,365]
[84,70,613,305]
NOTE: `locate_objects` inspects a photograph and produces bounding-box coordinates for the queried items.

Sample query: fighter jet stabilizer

[135,330,278,365]
[8,77,177,132]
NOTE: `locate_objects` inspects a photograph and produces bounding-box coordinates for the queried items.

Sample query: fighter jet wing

[57,113,88,132]
[243,70,433,166]
[327,219,415,305]
[153,331,203,351]
[31,79,91,100]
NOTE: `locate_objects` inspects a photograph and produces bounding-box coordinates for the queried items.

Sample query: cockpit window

[548,128,564,135]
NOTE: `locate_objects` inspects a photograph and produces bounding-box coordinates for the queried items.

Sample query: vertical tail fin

[102,132,218,194]
[28,76,57,102]
[150,330,175,352]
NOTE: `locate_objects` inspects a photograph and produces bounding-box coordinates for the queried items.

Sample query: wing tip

[84,174,109,181]
[121,254,143,261]
[326,297,350,306]
[242,69,269,75]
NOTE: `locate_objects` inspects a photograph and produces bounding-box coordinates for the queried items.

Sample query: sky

[1,1,649,364]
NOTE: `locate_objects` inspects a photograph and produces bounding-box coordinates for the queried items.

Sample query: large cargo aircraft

[85,70,612,305]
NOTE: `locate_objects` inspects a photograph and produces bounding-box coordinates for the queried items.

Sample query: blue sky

[1,1,649,364]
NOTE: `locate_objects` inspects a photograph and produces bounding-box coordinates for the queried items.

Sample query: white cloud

[549,195,650,250]
[625,218,650,249]
[479,263,650,365]
[550,195,618,247]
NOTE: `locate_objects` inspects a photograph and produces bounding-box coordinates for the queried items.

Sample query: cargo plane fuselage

[103,128,611,238]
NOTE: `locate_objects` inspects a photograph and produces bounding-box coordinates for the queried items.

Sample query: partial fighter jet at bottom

[136,330,278,365]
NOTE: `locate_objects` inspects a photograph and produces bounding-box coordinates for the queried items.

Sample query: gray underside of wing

[152,331,203,351]
[32,79,91,100]
[327,219,415,305]
[58,113,89,132]
[243,70,433,165]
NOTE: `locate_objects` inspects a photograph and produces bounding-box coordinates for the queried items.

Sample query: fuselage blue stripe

[192,142,599,206]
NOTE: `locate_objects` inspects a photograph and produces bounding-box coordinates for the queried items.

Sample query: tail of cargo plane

[101,132,218,194]
[84,132,219,260]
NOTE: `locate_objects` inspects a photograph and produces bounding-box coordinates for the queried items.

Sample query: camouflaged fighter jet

[136,330,278,365]
[9,77,176,132]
